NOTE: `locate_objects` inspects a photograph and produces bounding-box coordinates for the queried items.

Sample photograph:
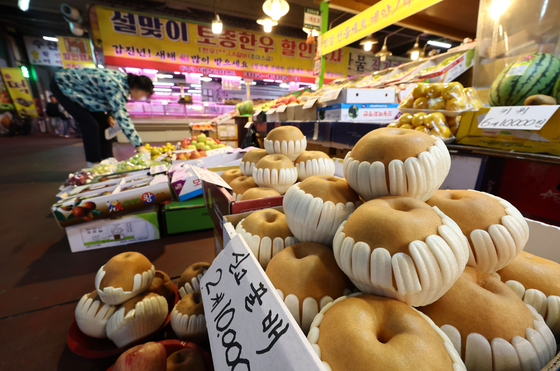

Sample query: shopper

[46,95,70,138]
[49,69,153,167]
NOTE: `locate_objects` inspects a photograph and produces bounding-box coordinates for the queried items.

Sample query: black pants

[50,78,113,163]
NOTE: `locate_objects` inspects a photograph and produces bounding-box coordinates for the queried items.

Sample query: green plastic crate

[162,196,214,235]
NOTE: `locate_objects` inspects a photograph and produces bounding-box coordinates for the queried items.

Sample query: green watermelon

[489,53,560,106]
[237,100,254,115]
[552,76,560,103]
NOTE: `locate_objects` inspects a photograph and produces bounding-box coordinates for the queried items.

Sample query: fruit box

[213,213,560,371]
[65,206,160,253]
[318,103,399,122]
[171,148,244,167]
[322,88,397,105]
[456,107,560,156]
[288,103,318,121]
[171,164,237,202]
[416,48,475,83]
[52,174,172,228]
[201,179,284,235]
[161,196,214,235]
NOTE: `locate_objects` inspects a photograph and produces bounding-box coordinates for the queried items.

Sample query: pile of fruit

[175,134,226,161]
[388,112,460,139]
[400,82,480,112]
[190,123,213,131]
[145,143,176,160]
[115,154,150,173]
[63,171,95,187]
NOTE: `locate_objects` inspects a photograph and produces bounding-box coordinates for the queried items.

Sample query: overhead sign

[0,68,38,117]
[320,0,442,56]
[200,234,325,371]
[348,51,406,77]
[477,106,560,131]
[23,36,62,67]
[95,6,348,83]
[304,8,321,31]
[56,36,96,69]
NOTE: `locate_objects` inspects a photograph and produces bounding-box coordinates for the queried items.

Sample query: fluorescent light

[18,0,30,11]
[143,69,158,74]
[279,83,289,88]
[188,89,201,93]
[251,81,257,85]
[427,40,452,49]
[97,64,104,69]
[153,82,175,86]
[174,71,181,75]
[240,81,246,84]
[275,80,283,83]
[209,74,242,79]
[153,88,172,92]
[200,76,212,82]
[156,74,173,78]
[190,73,203,77]
[263,79,275,82]
[190,84,201,88]
[203,102,209,107]
[43,36,58,42]
[125,67,141,73]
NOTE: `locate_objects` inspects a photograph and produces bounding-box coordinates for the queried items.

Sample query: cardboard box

[326,88,396,105]
[266,106,289,122]
[318,103,399,122]
[456,107,560,156]
[65,206,160,253]
[171,164,237,202]
[416,49,475,83]
[171,148,244,167]
[222,206,283,247]
[201,180,284,233]
[213,227,224,256]
[217,124,238,140]
[289,103,318,121]
[161,196,214,235]
[52,174,172,228]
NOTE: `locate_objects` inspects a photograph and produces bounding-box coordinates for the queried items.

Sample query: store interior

[1,0,560,370]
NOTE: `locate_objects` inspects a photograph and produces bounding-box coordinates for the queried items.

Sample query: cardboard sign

[266,108,277,115]
[200,234,324,371]
[319,87,342,103]
[303,97,318,109]
[477,106,559,131]
[191,166,232,190]
[253,110,262,117]
[276,105,287,113]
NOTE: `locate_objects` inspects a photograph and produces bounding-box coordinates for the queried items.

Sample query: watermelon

[552,76,560,103]
[489,53,560,106]
[237,100,254,115]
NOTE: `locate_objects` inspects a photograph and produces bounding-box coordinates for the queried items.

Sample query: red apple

[288,95,297,103]
[189,151,201,159]
[191,136,198,142]
[72,206,87,218]
[214,139,221,144]
[180,138,191,149]
[82,201,96,211]
[167,348,206,371]
[176,153,187,160]
[114,342,167,371]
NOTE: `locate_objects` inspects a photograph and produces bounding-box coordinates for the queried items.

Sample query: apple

[82,201,96,211]
[203,145,211,151]
[176,153,187,160]
[209,142,217,149]
[167,348,206,371]
[288,95,297,103]
[198,149,207,157]
[214,139,221,144]
[189,151,201,159]
[186,145,197,150]
[72,206,87,218]
[191,136,197,142]
[113,342,166,371]
[196,142,205,149]
[197,134,207,143]
[180,138,191,149]
[216,144,226,148]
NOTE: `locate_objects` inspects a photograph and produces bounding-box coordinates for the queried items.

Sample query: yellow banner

[321,0,442,55]
[56,37,96,69]
[95,6,348,83]
[0,68,38,117]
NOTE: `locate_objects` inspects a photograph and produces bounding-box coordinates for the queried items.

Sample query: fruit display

[235,100,254,115]
[115,154,150,173]
[399,82,472,113]
[489,53,560,106]
[63,171,94,187]
[145,143,176,161]
[388,111,458,138]
[190,123,213,131]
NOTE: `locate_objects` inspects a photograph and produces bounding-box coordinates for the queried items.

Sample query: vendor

[50,69,153,167]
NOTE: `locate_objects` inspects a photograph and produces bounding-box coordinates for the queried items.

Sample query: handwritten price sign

[200,234,324,371]
[477,106,559,131]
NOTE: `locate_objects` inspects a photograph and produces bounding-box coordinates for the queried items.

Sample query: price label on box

[191,166,232,190]
[276,105,287,113]
[266,108,276,115]
[477,106,559,131]
[319,87,342,103]
[200,235,324,371]
[303,97,318,109]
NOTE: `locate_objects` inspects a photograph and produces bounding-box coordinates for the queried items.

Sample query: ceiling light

[200,76,213,82]
[488,0,511,20]
[279,83,289,88]
[262,0,289,21]
[263,79,275,82]
[427,40,452,49]
[360,34,378,52]
[251,81,257,85]
[174,71,181,75]
[275,80,284,83]
[18,0,30,11]
[257,18,278,33]
[153,88,172,92]
[97,64,104,69]
[375,37,392,61]
[21,66,30,78]
[190,84,201,88]
[156,74,173,78]
[212,14,223,35]
[188,90,201,93]
[153,82,175,86]
[43,36,58,42]
[241,80,246,84]
[407,35,423,61]
[143,69,158,74]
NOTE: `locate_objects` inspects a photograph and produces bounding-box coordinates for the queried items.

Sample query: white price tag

[253,110,262,117]
[149,164,168,175]
[477,106,559,131]
[276,105,287,113]
[319,87,342,103]
[154,154,168,162]
[266,108,276,115]
[200,234,324,371]
[244,122,253,129]
[191,166,232,190]
[303,97,318,109]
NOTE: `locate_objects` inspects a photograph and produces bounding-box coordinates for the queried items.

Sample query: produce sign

[477,106,559,131]
[0,68,38,117]
[320,0,442,56]
[95,5,348,83]
[56,37,96,69]
[200,234,324,371]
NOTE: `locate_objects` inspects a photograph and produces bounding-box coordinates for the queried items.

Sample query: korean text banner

[0,68,38,117]
[321,0,442,56]
[95,6,349,83]
[56,37,96,69]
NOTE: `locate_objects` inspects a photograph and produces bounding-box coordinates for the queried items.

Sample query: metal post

[319,0,329,87]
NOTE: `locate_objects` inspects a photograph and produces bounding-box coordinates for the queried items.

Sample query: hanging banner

[95,6,348,83]
[56,37,96,69]
[303,8,321,31]
[348,51,408,77]
[321,0,442,56]
[24,36,62,67]
[0,68,38,117]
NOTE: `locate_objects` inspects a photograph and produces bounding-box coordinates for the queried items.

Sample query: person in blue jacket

[50,69,153,167]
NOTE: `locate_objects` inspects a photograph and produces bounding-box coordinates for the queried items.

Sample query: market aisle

[0,135,216,371]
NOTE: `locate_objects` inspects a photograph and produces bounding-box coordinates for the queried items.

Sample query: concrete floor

[0,133,215,370]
